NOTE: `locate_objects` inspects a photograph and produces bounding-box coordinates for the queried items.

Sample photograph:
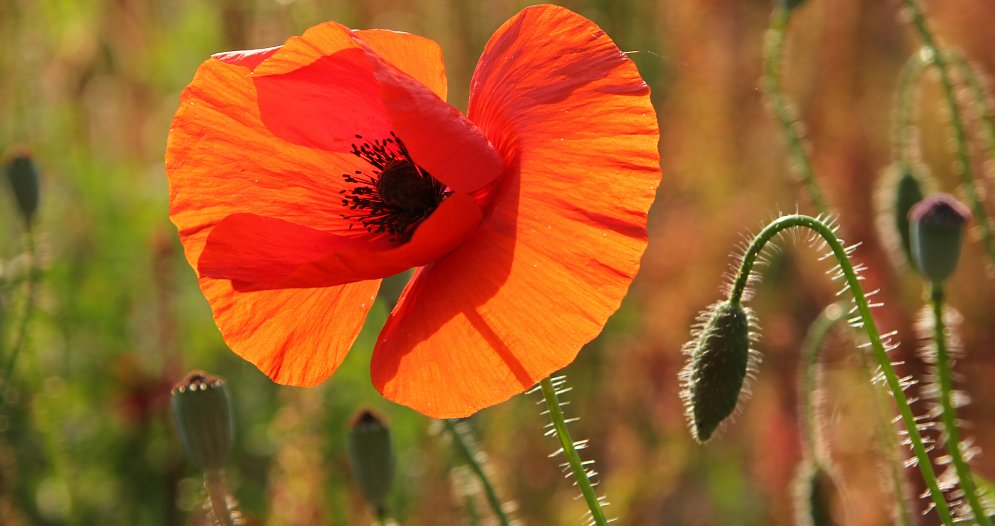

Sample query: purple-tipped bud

[171,371,233,471]
[346,409,395,516]
[909,194,971,284]
[3,146,40,228]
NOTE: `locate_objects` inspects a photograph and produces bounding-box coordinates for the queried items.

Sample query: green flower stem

[929,285,991,525]
[539,376,609,526]
[728,214,952,524]
[893,50,930,165]
[204,470,237,526]
[442,419,511,526]
[948,53,995,170]
[762,7,830,215]
[900,0,995,268]
[1,228,39,401]
[798,303,844,464]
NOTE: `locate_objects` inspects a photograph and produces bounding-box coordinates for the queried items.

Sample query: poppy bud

[778,0,808,11]
[171,371,234,471]
[680,301,758,443]
[909,194,971,284]
[3,146,40,228]
[876,162,930,269]
[346,409,395,516]
[792,461,838,526]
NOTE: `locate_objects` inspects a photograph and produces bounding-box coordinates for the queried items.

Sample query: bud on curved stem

[346,409,395,520]
[2,146,39,229]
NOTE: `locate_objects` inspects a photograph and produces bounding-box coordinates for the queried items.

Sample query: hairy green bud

[910,193,971,284]
[346,409,395,516]
[680,301,759,443]
[171,371,234,472]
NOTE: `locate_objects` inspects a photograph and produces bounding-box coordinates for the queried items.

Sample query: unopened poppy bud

[876,162,930,269]
[171,371,233,471]
[778,0,808,11]
[3,146,40,227]
[346,409,395,515]
[909,194,971,284]
[680,301,758,443]
[793,461,838,526]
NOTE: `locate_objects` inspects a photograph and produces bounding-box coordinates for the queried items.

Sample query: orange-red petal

[371,5,661,418]
[166,55,381,386]
[198,192,483,290]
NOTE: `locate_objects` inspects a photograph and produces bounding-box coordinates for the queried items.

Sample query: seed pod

[3,146,40,228]
[875,162,931,270]
[680,301,759,443]
[793,460,839,526]
[346,409,395,515]
[171,371,234,472]
[909,193,971,284]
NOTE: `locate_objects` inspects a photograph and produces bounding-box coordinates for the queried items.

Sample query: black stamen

[339,133,449,241]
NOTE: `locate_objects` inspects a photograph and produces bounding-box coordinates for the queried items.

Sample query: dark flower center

[340,132,448,241]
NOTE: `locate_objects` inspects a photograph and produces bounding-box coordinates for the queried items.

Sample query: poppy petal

[352,29,448,101]
[371,5,661,418]
[198,192,483,290]
[359,42,504,195]
[166,57,380,386]
[213,46,279,70]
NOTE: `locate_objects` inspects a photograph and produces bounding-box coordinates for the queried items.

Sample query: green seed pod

[778,0,808,11]
[3,146,40,228]
[909,193,971,284]
[793,461,838,526]
[680,301,758,443]
[346,409,395,515]
[875,162,932,270]
[171,371,234,472]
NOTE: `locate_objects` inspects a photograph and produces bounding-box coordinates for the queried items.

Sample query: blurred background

[2,0,995,524]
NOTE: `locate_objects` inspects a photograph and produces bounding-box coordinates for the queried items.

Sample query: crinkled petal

[198,192,483,290]
[166,56,380,386]
[371,4,661,417]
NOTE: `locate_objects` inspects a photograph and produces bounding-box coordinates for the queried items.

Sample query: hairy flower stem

[762,7,830,215]
[900,0,995,268]
[1,228,39,402]
[929,286,991,525]
[442,419,511,526]
[539,376,609,526]
[204,470,238,526]
[948,53,995,171]
[893,50,930,165]
[728,215,952,524]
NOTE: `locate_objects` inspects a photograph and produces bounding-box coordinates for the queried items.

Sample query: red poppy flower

[166,4,661,418]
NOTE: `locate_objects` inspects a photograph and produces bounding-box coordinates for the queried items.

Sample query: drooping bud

[909,193,971,284]
[171,371,234,471]
[680,301,759,443]
[778,0,808,11]
[792,461,839,526]
[346,409,395,516]
[3,146,40,228]
[875,162,931,270]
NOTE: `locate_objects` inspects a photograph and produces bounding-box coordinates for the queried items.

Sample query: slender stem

[798,303,845,466]
[539,377,609,526]
[948,52,995,170]
[893,50,930,165]
[901,0,995,268]
[1,228,39,401]
[443,419,511,526]
[762,7,830,215]
[728,214,952,524]
[204,470,237,526]
[929,285,991,525]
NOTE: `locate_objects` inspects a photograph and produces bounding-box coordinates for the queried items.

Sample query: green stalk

[762,7,830,215]
[892,50,930,165]
[1,228,39,401]
[798,303,844,465]
[900,0,995,268]
[539,376,609,526]
[948,53,995,170]
[443,419,511,526]
[727,214,952,524]
[204,470,237,526]
[929,285,990,525]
